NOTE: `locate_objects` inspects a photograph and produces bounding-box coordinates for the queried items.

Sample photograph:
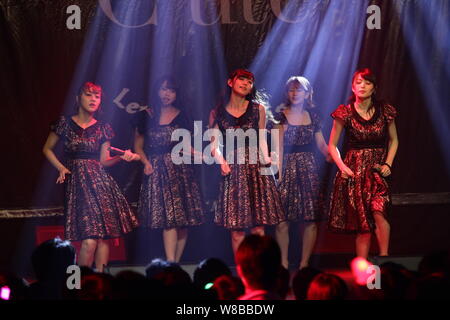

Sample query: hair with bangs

[284,76,315,109]
[349,68,380,109]
[210,69,256,127]
[229,69,255,83]
[79,82,102,96]
[75,82,103,115]
[145,75,184,127]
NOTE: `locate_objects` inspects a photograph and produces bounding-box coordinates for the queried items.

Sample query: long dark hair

[210,69,255,127]
[211,69,275,127]
[147,75,183,126]
[349,68,380,112]
[283,76,315,110]
[74,82,103,115]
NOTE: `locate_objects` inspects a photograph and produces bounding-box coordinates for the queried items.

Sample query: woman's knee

[373,211,389,224]
[356,233,371,240]
[304,222,318,231]
[276,221,289,233]
[231,230,245,241]
[251,226,265,236]
[82,239,97,251]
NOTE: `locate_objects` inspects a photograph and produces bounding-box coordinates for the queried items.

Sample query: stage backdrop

[1,0,449,211]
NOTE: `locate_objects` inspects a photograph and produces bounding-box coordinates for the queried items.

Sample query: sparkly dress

[50,116,138,241]
[328,103,397,233]
[214,102,286,229]
[274,107,325,222]
[136,111,204,229]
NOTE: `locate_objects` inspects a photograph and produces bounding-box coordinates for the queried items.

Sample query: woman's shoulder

[336,103,352,113]
[50,115,69,135]
[98,120,114,140]
[92,118,112,131]
[274,103,288,113]
[252,100,264,111]
[379,102,398,122]
[131,109,153,131]
[55,115,69,125]
[307,107,321,118]
[307,108,323,126]
[176,108,188,120]
[97,119,111,129]
[173,108,192,127]
[248,101,264,119]
[330,104,352,122]
[272,104,288,122]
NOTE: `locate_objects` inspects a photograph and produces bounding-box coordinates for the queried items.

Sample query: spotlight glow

[395,0,450,173]
[351,257,372,286]
[0,286,11,300]
[250,0,369,114]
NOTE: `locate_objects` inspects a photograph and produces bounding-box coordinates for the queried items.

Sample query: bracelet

[383,163,392,170]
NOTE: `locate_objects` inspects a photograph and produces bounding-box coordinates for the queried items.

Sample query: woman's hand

[191,149,205,162]
[56,167,71,184]
[340,166,354,179]
[221,162,231,176]
[270,151,278,164]
[144,162,154,175]
[379,164,391,177]
[120,149,140,162]
[373,164,392,177]
[277,174,283,186]
[260,152,274,167]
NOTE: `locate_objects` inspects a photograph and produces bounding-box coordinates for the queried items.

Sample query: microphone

[108,147,140,160]
[108,146,125,156]
[372,164,382,172]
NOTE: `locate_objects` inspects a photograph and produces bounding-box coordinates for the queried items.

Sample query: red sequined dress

[328,103,397,233]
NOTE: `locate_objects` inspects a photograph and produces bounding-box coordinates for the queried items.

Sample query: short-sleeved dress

[214,102,286,229]
[273,105,325,222]
[136,110,204,229]
[328,103,397,233]
[50,116,139,241]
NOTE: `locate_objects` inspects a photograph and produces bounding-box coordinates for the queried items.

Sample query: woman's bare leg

[175,228,188,263]
[355,233,372,259]
[94,240,109,272]
[78,239,97,269]
[163,228,177,262]
[275,221,289,269]
[231,230,246,254]
[299,222,318,269]
[373,211,390,256]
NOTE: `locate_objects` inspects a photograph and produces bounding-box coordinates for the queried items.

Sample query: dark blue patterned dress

[273,106,325,222]
[136,111,204,229]
[51,116,138,241]
[214,102,286,229]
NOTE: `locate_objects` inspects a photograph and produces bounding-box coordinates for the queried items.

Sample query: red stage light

[351,257,372,285]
